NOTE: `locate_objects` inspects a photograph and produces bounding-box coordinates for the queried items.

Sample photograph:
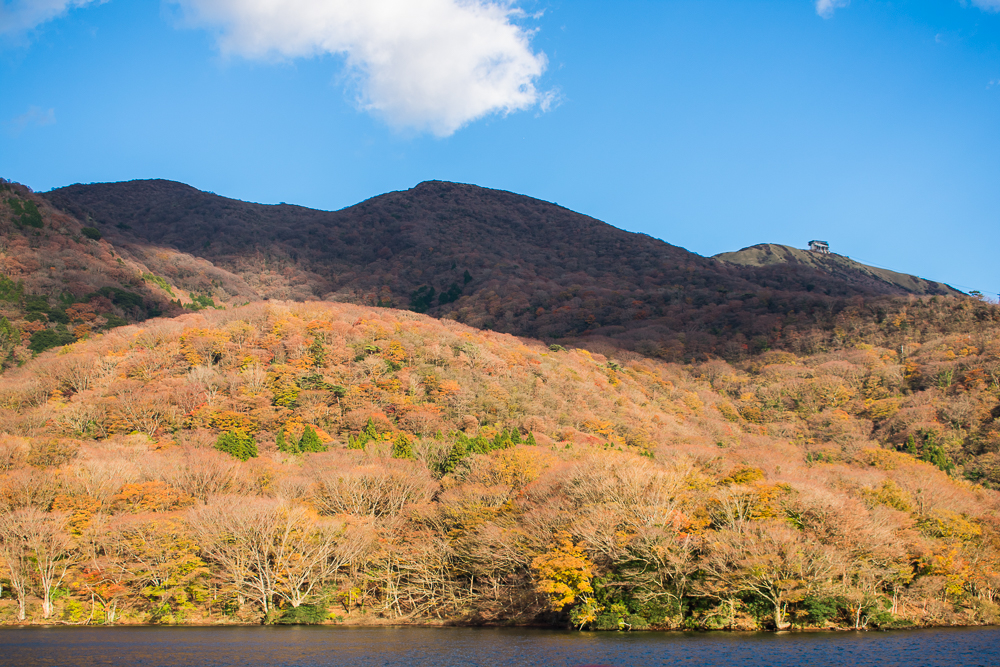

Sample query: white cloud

[7,106,55,136]
[171,0,549,137]
[0,0,104,40]
[971,0,1000,11]
[815,0,850,19]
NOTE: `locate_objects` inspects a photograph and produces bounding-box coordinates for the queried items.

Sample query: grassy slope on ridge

[715,243,960,296]
[0,300,998,630]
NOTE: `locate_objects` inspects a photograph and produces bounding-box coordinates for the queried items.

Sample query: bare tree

[310,456,436,517]
[190,496,369,620]
[0,508,77,619]
[0,510,33,621]
[699,520,835,630]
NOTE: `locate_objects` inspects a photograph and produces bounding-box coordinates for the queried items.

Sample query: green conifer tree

[526,432,538,447]
[442,438,469,475]
[299,425,325,453]
[493,429,513,450]
[470,434,490,454]
[215,430,258,461]
[349,418,380,450]
[308,338,326,367]
[392,433,414,459]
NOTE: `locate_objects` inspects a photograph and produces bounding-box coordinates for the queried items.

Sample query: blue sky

[1,0,998,297]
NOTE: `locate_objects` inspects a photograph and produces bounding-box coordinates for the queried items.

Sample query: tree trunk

[774,600,790,630]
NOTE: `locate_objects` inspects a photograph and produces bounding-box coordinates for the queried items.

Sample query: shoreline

[1,618,995,633]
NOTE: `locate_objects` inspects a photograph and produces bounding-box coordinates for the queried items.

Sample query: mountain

[43,179,974,362]
[2,176,1000,631]
[715,243,961,297]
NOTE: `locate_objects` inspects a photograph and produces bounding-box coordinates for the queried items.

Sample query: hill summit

[44,178,966,362]
[714,243,960,297]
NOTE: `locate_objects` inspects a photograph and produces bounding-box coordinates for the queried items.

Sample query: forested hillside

[2,176,998,631]
[1,300,999,630]
[44,179,968,362]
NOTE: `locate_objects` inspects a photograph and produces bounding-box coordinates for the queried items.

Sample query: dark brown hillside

[44,179,978,361]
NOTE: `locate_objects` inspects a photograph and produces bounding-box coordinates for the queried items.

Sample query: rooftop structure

[808,240,830,254]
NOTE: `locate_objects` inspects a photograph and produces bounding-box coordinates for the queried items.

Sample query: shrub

[25,294,50,313]
[94,286,144,310]
[392,433,414,459]
[29,328,75,354]
[102,314,128,329]
[801,595,840,626]
[81,227,102,241]
[410,285,436,313]
[438,282,463,305]
[0,276,23,302]
[142,273,173,295]
[8,197,43,228]
[276,604,327,625]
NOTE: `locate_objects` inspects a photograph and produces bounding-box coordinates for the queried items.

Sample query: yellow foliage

[581,419,615,438]
[531,532,595,611]
[682,391,704,414]
[210,410,260,434]
[482,446,554,490]
[857,447,909,471]
[180,328,228,367]
[920,510,982,543]
[863,397,900,421]
[716,402,741,422]
[721,466,765,486]
[51,493,99,534]
[860,480,912,512]
[383,340,407,364]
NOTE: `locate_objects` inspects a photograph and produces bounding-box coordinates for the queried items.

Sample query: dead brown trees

[0,509,77,619]
[189,496,368,620]
[699,520,836,630]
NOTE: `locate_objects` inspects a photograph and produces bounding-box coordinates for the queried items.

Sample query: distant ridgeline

[42,178,990,364]
[714,242,961,297]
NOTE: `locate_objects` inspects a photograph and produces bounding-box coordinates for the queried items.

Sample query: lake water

[1,626,998,667]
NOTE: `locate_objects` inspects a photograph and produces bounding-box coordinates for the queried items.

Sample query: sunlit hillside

[1,300,998,630]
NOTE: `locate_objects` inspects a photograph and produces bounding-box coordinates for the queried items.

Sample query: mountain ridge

[42,177,973,362]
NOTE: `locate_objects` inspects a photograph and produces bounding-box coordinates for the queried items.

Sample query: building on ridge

[808,240,830,254]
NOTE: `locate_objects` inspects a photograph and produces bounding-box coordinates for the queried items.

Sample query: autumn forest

[1,178,1000,632]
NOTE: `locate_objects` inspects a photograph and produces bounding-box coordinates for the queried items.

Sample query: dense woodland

[44,179,966,362]
[0,299,998,630]
[0,178,998,631]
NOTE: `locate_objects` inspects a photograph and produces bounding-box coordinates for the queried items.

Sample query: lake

[1,626,998,667]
